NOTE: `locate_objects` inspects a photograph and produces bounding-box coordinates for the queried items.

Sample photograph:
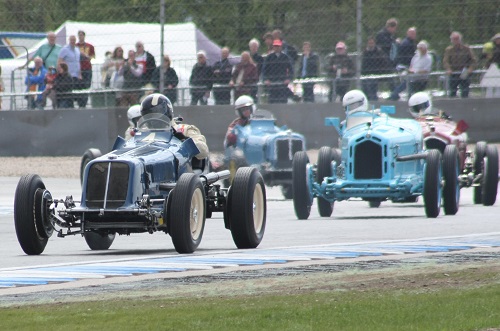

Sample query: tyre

[442,145,460,215]
[84,232,116,250]
[317,147,334,217]
[482,144,498,206]
[473,141,487,204]
[280,184,293,199]
[169,173,206,253]
[14,174,53,255]
[229,167,266,249]
[368,200,381,208]
[423,149,442,218]
[292,151,312,220]
[80,148,102,185]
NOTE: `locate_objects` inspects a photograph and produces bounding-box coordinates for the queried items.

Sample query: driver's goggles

[344,100,364,112]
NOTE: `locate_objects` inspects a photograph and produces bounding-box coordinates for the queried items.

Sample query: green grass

[2,282,500,330]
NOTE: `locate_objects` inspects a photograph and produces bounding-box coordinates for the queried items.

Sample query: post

[356,0,362,89]
[159,0,165,94]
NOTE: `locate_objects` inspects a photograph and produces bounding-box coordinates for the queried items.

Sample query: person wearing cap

[262,39,294,103]
[443,31,476,98]
[189,51,213,105]
[390,40,433,100]
[485,33,500,69]
[327,41,355,102]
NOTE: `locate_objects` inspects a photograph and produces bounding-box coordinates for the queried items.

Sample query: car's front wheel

[424,149,442,218]
[169,173,206,253]
[80,148,102,186]
[482,144,498,206]
[292,151,312,220]
[442,145,460,215]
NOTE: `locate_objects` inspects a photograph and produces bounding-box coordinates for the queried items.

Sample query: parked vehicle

[14,113,266,255]
[292,101,460,220]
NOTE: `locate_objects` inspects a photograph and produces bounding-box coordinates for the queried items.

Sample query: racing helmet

[408,92,432,117]
[127,104,142,127]
[342,90,368,114]
[140,93,173,120]
[234,95,256,118]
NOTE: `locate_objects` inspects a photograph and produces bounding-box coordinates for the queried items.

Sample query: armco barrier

[0,98,499,156]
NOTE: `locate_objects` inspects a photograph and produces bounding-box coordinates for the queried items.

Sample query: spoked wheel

[292,151,313,220]
[442,145,460,215]
[316,147,334,217]
[80,148,102,185]
[423,149,442,218]
[84,232,116,250]
[481,144,498,206]
[228,167,266,249]
[473,141,487,204]
[169,173,206,253]
[14,174,54,255]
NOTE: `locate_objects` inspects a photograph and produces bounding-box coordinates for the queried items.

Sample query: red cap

[272,39,283,46]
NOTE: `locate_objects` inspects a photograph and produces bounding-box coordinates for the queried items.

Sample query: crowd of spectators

[11,23,500,110]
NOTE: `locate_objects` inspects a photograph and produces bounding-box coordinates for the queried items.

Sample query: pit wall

[1,98,498,156]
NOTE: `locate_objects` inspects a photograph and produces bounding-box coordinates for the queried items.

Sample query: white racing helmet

[408,92,432,118]
[127,104,142,127]
[342,90,368,114]
[234,95,256,118]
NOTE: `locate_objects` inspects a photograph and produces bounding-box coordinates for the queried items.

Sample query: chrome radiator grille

[86,162,130,208]
[276,139,304,168]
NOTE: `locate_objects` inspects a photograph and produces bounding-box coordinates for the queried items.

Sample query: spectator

[101,50,112,87]
[118,50,144,107]
[76,30,95,108]
[297,41,319,102]
[249,38,264,101]
[212,47,233,105]
[150,55,179,105]
[443,31,477,98]
[395,27,417,68]
[42,66,57,109]
[134,41,156,86]
[272,29,298,67]
[229,51,259,100]
[224,95,255,148]
[189,51,213,105]
[25,57,47,110]
[376,18,399,92]
[102,47,125,88]
[263,32,273,55]
[361,37,387,101]
[327,41,355,102]
[390,40,433,100]
[263,39,294,104]
[21,31,61,70]
[58,35,81,108]
[0,64,4,110]
[485,33,500,68]
[53,62,74,109]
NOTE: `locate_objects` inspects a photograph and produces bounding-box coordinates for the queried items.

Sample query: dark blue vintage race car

[223,109,306,199]
[14,113,267,255]
[292,103,460,220]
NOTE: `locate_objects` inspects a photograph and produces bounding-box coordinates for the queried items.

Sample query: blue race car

[292,90,460,219]
[224,109,306,199]
[14,111,267,255]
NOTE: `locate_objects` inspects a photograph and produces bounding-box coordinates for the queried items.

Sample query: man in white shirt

[390,40,433,100]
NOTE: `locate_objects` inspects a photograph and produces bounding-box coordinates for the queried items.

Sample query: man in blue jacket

[25,56,47,110]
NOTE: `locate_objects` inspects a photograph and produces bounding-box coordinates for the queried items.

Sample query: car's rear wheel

[473,141,487,204]
[442,145,460,215]
[84,232,116,250]
[317,147,334,217]
[228,167,266,249]
[169,173,206,253]
[14,174,53,255]
[80,148,102,185]
[424,149,442,218]
[482,144,498,206]
[292,151,312,220]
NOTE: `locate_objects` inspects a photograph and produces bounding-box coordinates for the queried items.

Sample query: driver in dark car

[224,95,255,147]
[139,93,209,160]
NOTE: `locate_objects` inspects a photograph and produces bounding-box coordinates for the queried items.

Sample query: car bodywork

[292,106,460,219]
[416,112,498,206]
[223,110,306,199]
[14,115,267,255]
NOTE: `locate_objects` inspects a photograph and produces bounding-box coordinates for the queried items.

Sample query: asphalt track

[0,176,499,295]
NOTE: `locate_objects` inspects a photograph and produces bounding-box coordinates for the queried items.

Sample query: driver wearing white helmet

[224,95,256,147]
[125,104,142,140]
[407,91,433,118]
[342,89,369,114]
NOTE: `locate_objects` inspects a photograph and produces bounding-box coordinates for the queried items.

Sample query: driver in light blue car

[224,95,255,147]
